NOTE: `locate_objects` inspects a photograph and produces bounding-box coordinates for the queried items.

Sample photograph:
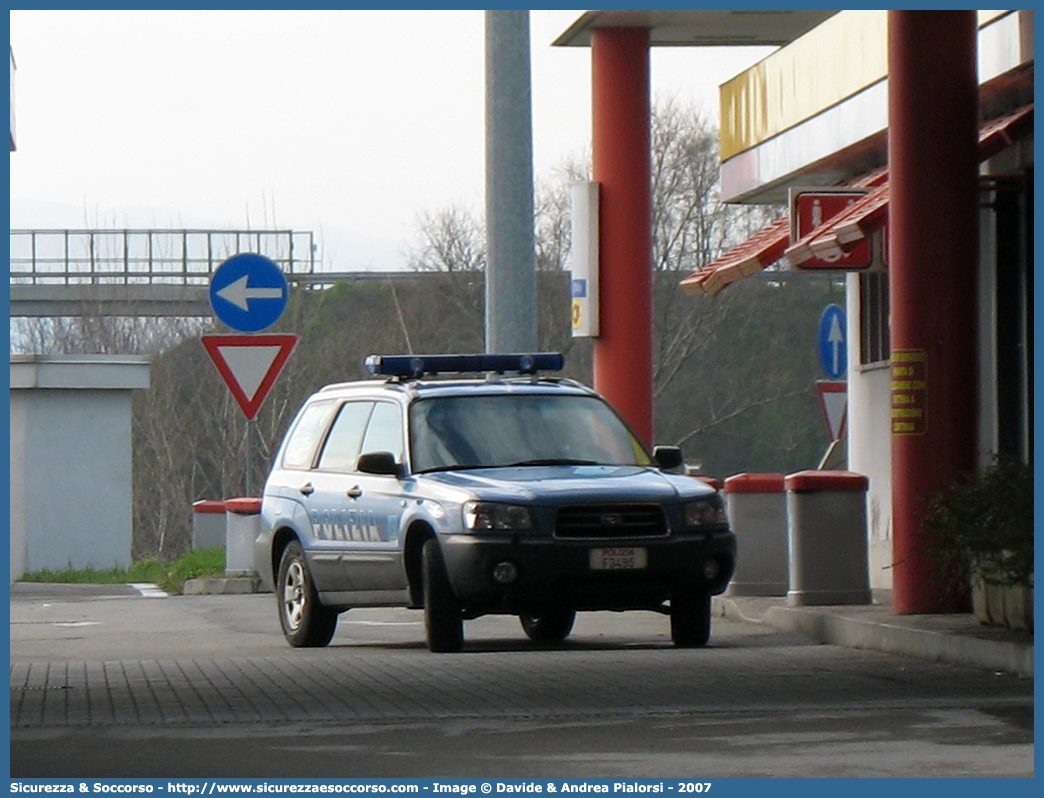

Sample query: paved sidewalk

[715,592,1034,678]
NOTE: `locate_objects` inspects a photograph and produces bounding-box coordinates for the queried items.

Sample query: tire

[422,539,463,653]
[670,592,712,648]
[276,540,338,648]
[519,609,576,643]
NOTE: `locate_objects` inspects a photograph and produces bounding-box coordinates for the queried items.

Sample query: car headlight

[683,497,727,527]
[463,501,534,531]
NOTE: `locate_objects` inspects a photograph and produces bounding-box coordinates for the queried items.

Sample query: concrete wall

[844,279,894,591]
[10,355,149,579]
[10,390,28,580]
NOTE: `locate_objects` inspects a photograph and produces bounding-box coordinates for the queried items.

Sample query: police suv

[255,353,736,652]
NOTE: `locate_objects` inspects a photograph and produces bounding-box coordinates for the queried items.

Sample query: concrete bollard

[785,470,872,607]
[191,500,227,550]
[723,473,787,597]
[224,497,262,576]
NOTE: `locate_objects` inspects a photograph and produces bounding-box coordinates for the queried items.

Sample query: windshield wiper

[414,463,500,474]
[503,458,600,467]
[416,458,601,474]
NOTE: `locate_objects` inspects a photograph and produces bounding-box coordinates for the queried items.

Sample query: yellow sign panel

[890,349,927,435]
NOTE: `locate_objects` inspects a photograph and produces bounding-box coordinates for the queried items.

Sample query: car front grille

[555,504,668,539]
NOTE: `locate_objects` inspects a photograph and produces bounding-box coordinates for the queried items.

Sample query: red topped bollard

[785,471,872,606]
[723,473,787,597]
[225,497,262,576]
[191,500,227,550]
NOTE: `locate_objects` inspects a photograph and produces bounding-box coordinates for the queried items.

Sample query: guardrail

[9,229,317,286]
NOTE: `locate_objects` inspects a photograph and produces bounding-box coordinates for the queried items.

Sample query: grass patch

[19,549,226,594]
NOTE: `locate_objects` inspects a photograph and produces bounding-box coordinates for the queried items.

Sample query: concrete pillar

[591,27,653,445]
[484,9,538,354]
[888,11,978,613]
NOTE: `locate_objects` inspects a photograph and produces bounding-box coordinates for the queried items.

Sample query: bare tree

[410,206,486,273]
[11,313,206,356]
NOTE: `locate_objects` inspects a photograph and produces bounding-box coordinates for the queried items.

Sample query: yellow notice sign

[891,349,927,435]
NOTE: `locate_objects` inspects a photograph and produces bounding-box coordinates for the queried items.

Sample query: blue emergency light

[364,353,564,378]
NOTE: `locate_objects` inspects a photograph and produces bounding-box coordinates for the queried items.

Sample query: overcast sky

[9,9,772,272]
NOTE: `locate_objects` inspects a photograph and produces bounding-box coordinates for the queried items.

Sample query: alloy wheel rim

[283,561,306,630]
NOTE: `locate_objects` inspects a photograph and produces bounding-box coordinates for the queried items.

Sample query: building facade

[558,10,1032,608]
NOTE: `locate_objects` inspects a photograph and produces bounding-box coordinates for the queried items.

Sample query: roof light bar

[364,353,564,378]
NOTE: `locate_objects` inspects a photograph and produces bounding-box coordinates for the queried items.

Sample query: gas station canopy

[553,10,838,47]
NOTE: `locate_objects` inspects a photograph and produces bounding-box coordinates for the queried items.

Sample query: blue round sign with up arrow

[209,253,289,332]
[818,304,848,379]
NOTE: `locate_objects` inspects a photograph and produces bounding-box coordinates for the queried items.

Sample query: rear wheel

[422,539,463,653]
[519,609,576,643]
[670,592,711,648]
[277,540,338,647]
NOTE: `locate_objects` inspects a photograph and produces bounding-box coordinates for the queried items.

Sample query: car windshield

[409,393,652,473]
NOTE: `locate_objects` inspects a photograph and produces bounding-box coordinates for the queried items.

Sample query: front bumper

[439,530,736,616]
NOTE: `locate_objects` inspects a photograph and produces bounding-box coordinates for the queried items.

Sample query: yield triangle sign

[816,380,848,442]
[202,334,298,420]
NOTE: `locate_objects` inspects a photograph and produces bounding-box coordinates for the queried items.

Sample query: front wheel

[422,539,463,653]
[520,609,576,643]
[670,592,711,648]
[277,540,338,647]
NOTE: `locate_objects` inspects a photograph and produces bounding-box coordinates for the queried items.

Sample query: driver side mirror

[356,451,402,477]
[653,445,684,471]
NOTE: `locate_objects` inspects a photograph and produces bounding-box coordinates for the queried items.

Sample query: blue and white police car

[255,353,736,652]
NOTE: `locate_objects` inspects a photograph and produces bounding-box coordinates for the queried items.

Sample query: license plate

[589,547,648,570]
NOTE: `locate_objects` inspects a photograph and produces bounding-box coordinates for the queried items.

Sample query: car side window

[316,401,375,471]
[360,401,404,462]
[280,401,338,470]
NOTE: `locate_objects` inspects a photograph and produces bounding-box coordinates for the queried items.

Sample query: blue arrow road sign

[818,304,848,379]
[209,253,289,333]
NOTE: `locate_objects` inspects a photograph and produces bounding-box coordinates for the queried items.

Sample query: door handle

[299,482,315,496]
[347,485,363,499]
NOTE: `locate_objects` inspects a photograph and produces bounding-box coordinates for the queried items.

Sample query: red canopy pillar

[590,27,653,445]
[888,11,979,613]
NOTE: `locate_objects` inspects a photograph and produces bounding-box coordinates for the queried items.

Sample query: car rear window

[281,400,338,470]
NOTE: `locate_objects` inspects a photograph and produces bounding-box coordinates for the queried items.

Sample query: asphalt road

[9,583,1035,778]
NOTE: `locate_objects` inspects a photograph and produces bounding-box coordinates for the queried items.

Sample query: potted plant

[922,458,1033,631]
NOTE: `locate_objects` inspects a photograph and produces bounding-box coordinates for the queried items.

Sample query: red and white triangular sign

[202,334,298,420]
[816,380,848,442]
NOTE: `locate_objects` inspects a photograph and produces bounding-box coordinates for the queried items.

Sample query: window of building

[987,173,1032,463]
[859,271,890,366]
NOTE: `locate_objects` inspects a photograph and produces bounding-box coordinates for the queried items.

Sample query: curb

[181,576,269,595]
[714,596,1034,678]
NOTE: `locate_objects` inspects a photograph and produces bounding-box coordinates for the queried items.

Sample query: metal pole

[591,28,653,445]
[888,11,978,614]
[245,419,255,497]
[484,9,537,354]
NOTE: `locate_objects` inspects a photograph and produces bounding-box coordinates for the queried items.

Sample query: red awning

[978,102,1034,160]
[679,169,887,296]
[681,103,1032,295]
[679,216,790,296]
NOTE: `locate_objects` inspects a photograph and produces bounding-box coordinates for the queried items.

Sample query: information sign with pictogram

[790,188,873,270]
